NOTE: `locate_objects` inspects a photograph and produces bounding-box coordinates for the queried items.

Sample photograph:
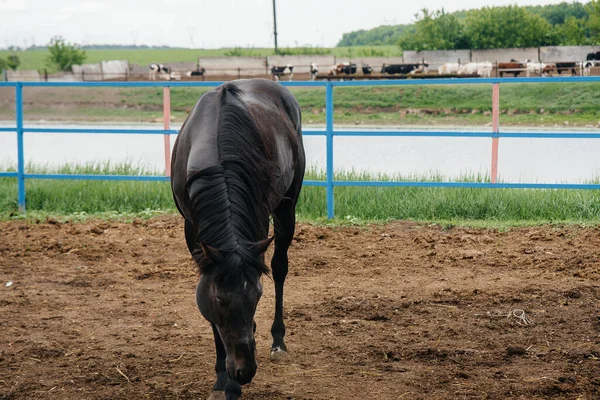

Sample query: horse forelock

[187,165,270,279]
[191,240,269,284]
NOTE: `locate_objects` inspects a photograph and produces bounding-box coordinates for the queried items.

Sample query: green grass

[2,163,600,226]
[0,46,402,73]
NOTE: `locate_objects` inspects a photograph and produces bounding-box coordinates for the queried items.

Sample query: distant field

[0,45,402,72]
[1,82,599,127]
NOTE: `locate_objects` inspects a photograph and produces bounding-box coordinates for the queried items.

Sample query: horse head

[195,238,273,385]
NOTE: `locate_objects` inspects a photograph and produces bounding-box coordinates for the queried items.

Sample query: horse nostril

[235,369,246,383]
[235,367,256,385]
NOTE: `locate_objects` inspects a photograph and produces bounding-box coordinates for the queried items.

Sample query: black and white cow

[185,67,206,77]
[586,51,600,61]
[381,63,428,75]
[362,64,373,75]
[271,64,294,81]
[310,63,319,81]
[339,62,357,75]
[556,62,577,76]
[149,63,169,80]
[584,51,600,73]
[327,62,357,76]
[582,61,594,76]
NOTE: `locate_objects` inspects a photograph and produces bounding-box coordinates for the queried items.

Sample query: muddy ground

[1,216,600,399]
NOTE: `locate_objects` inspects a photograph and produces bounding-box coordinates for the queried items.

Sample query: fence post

[325,81,334,219]
[491,83,500,184]
[163,86,172,177]
[16,83,26,213]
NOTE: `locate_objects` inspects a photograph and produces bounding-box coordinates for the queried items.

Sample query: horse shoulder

[172,92,221,196]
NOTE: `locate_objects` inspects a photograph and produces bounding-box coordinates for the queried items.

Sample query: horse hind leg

[269,195,299,362]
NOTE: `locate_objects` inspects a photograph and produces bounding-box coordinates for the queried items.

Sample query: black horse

[171,79,305,400]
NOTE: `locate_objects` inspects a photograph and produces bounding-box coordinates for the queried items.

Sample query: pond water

[1,122,600,183]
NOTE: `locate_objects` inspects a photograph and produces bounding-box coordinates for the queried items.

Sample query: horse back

[171,79,304,224]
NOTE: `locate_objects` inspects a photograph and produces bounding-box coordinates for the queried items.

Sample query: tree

[559,16,590,45]
[45,36,87,72]
[587,0,600,43]
[340,2,597,49]
[398,8,468,51]
[0,58,7,71]
[338,25,414,46]
[528,2,588,26]
[6,54,20,71]
[465,6,557,49]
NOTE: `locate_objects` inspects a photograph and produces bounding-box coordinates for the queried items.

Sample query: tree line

[22,44,179,50]
[1,37,86,73]
[337,1,600,50]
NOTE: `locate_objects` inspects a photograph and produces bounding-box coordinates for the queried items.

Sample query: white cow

[458,62,493,77]
[526,62,549,76]
[438,63,460,75]
[310,63,319,81]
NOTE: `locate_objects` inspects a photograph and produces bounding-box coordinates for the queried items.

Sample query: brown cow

[541,63,556,76]
[498,62,525,77]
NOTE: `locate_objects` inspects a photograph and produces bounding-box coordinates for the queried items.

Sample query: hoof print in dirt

[506,346,527,357]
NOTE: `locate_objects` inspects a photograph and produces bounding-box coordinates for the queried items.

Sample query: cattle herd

[148,51,600,81]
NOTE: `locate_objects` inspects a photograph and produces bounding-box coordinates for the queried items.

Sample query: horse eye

[216,297,227,307]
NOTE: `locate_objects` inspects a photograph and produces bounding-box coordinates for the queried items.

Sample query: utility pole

[272,0,278,54]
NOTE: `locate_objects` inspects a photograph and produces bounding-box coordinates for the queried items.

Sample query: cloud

[0,0,576,49]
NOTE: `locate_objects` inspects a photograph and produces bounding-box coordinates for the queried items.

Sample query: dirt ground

[1,216,600,399]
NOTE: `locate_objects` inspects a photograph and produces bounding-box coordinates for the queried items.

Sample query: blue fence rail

[2,77,600,218]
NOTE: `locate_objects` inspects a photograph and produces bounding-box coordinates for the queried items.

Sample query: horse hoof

[208,391,226,400]
[270,346,289,363]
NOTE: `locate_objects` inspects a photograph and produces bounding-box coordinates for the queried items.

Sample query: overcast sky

[0,0,583,49]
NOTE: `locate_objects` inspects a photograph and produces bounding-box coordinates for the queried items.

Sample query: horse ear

[200,242,222,263]
[253,236,274,255]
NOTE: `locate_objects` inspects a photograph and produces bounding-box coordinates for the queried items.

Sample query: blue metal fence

[2,77,600,218]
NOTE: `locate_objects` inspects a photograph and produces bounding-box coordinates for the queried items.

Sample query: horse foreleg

[269,198,297,361]
[224,380,242,400]
[207,324,231,400]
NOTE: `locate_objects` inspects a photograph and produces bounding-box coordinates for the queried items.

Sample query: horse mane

[187,82,277,281]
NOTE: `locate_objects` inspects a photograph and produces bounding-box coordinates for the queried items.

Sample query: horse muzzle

[233,364,256,385]
[227,342,257,385]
